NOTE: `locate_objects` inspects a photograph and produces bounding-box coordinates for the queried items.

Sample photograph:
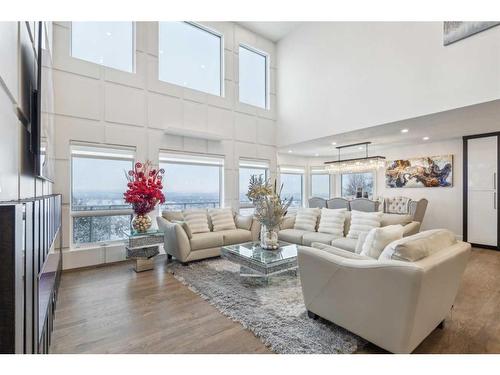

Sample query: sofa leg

[307,310,318,320]
[438,320,445,329]
[167,254,173,260]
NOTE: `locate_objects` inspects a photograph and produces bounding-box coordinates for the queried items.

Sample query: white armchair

[297,238,470,353]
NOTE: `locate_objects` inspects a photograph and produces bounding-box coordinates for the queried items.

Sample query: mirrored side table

[124,229,164,272]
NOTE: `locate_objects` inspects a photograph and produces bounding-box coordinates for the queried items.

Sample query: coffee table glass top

[222,241,297,266]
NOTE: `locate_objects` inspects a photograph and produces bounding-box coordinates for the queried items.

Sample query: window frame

[70,144,136,248]
[339,171,376,199]
[158,21,224,97]
[70,22,136,73]
[238,158,270,213]
[310,167,331,199]
[279,166,305,209]
[238,43,269,109]
[159,150,225,211]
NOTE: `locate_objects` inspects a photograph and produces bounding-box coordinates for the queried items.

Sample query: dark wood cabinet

[0,194,62,353]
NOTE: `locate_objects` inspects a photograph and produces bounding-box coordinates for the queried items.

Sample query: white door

[467,136,498,246]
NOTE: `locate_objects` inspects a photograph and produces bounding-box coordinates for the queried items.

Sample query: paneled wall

[51,22,278,268]
[0,22,53,203]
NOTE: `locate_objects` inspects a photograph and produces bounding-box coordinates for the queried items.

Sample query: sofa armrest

[307,243,372,260]
[157,216,191,262]
[280,215,296,230]
[403,221,421,236]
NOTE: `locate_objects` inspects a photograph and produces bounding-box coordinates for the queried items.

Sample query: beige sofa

[157,210,260,264]
[278,210,421,252]
[298,230,471,353]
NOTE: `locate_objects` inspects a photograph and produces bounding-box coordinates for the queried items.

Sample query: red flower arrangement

[124,161,166,215]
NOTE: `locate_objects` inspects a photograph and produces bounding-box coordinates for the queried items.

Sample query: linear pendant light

[324,142,386,174]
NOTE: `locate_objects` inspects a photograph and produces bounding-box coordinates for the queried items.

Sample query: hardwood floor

[50,248,500,354]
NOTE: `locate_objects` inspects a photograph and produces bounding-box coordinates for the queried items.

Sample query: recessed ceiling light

[106,32,112,37]
[314,153,319,157]
[422,136,430,141]
[200,64,206,69]
[401,129,409,133]
[358,146,364,150]
[288,150,293,153]
[331,142,337,145]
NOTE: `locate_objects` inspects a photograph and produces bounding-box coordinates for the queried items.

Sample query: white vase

[260,225,279,250]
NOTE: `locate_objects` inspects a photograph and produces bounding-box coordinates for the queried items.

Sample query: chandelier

[324,142,386,174]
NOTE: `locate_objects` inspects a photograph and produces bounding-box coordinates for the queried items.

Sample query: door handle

[494,172,497,190]
[495,192,497,210]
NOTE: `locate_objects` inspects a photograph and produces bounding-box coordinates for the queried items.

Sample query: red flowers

[124,161,166,215]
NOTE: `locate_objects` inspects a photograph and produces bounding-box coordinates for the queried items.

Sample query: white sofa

[297,230,471,353]
[157,210,260,264]
[278,210,421,252]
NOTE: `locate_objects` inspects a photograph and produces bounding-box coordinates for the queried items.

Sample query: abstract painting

[386,155,453,188]
[444,21,500,45]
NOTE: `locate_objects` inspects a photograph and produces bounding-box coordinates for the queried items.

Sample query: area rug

[167,258,366,354]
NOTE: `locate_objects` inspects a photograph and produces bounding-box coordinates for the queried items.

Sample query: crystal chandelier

[324,142,386,174]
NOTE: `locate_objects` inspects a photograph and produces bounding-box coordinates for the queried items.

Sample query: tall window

[341,172,375,199]
[311,169,330,199]
[238,45,268,109]
[280,167,305,208]
[239,159,269,215]
[71,22,134,72]
[159,152,224,210]
[71,144,135,245]
[159,22,222,96]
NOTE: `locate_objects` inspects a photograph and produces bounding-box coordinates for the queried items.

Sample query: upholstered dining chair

[326,197,350,210]
[308,197,327,208]
[349,198,380,212]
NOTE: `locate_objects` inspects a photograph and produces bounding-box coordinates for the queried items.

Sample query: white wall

[51,22,278,269]
[277,22,500,146]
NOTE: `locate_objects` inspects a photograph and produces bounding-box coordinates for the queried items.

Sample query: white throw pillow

[355,231,369,254]
[182,209,210,234]
[346,210,383,239]
[360,225,404,259]
[379,229,456,262]
[294,208,321,232]
[208,208,237,232]
[317,208,346,237]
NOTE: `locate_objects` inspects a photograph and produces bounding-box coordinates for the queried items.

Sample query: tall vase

[132,214,152,233]
[260,225,279,250]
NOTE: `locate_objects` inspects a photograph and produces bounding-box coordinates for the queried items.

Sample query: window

[159,152,224,210]
[71,144,135,245]
[311,169,330,199]
[239,45,268,109]
[341,172,375,199]
[239,159,270,215]
[71,22,134,72]
[280,167,305,208]
[159,22,222,96]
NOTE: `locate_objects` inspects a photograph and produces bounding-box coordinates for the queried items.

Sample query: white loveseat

[278,210,421,252]
[297,230,471,353]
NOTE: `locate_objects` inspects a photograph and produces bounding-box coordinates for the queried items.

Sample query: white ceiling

[237,22,304,42]
[278,100,500,158]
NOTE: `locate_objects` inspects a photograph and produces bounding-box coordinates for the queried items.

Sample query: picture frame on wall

[385,155,453,188]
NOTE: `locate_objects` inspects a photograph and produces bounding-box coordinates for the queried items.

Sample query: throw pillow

[355,231,369,254]
[208,208,237,232]
[235,214,253,231]
[346,210,383,239]
[182,209,210,235]
[360,225,404,259]
[294,208,321,232]
[317,208,346,237]
[379,229,456,262]
[173,220,193,238]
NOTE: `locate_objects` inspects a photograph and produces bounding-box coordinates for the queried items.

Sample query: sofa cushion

[189,231,224,251]
[330,237,358,252]
[302,232,341,247]
[317,208,346,236]
[346,210,383,239]
[294,208,321,232]
[235,215,253,231]
[173,220,193,239]
[379,229,457,262]
[380,213,413,227]
[310,242,372,260]
[162,210,184,222]
[209,208,237,232]
[182,209,210,235]
[278,229,309,244]
[360,225,404,259]
[355,231,369,254]
[219,229,252,246]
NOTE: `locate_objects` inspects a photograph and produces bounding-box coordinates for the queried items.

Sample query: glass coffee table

[221,241,298,282]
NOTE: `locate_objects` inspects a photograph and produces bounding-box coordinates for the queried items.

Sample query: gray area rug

[167,258,366,354]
